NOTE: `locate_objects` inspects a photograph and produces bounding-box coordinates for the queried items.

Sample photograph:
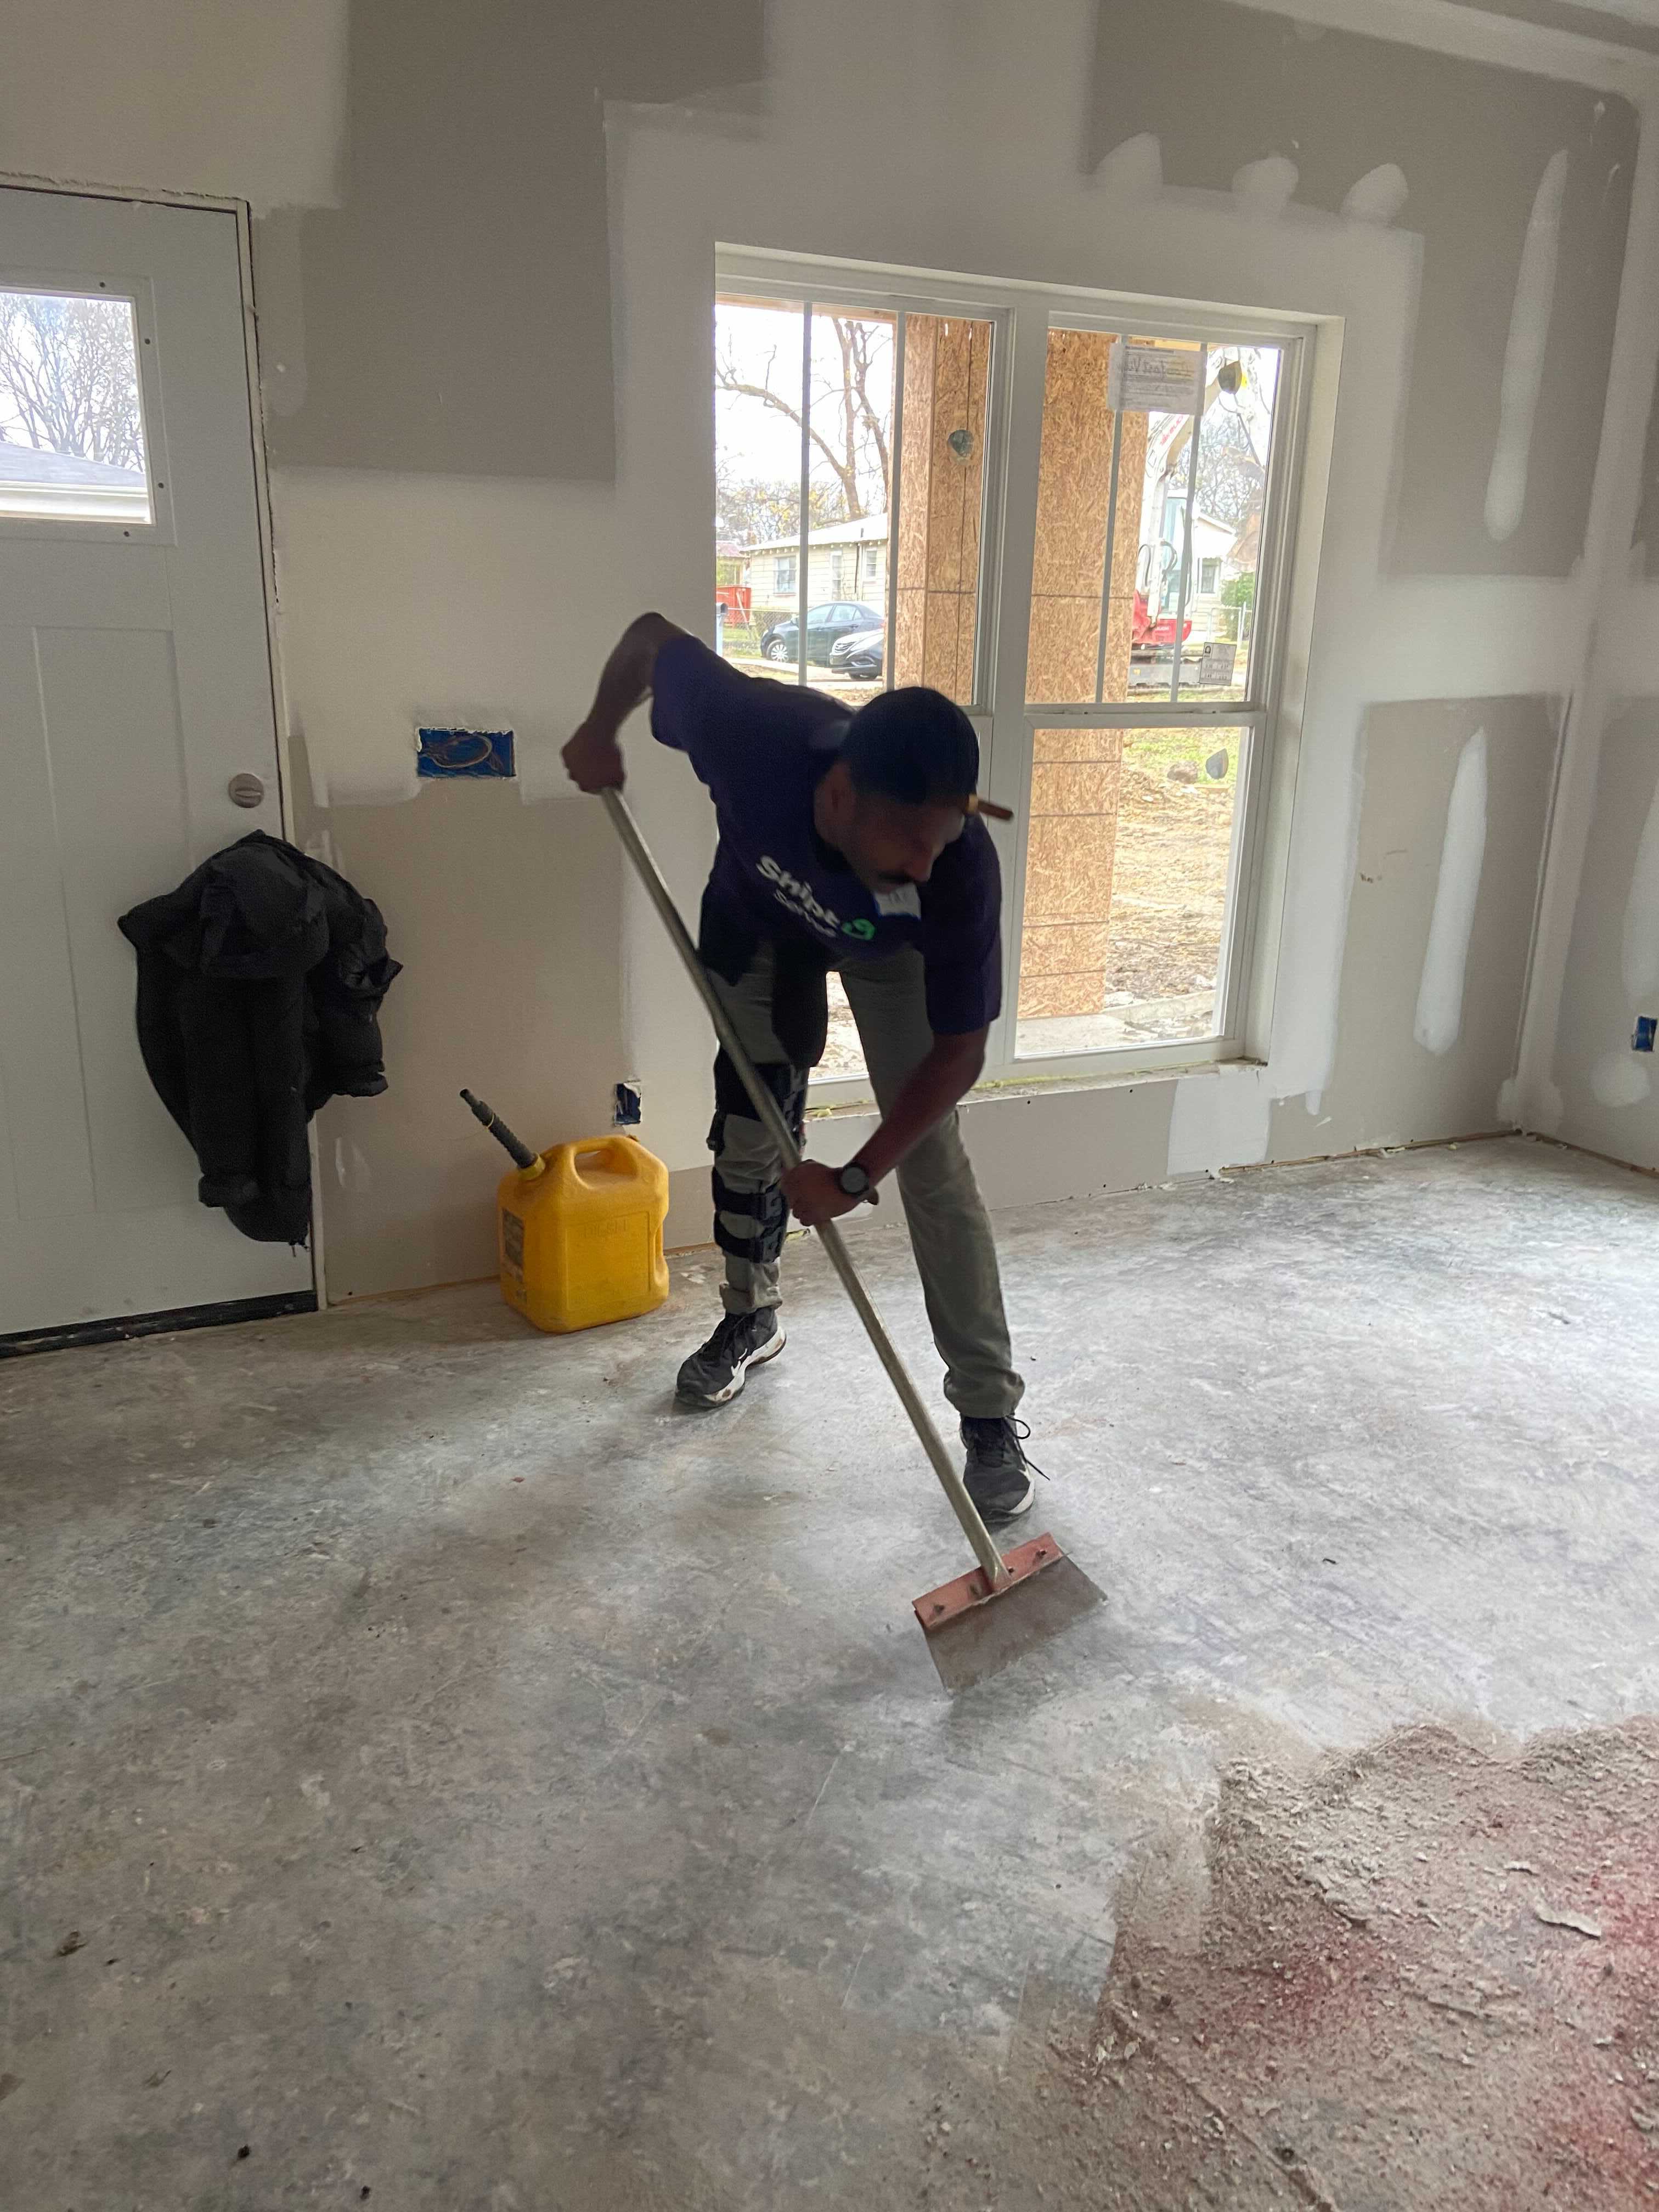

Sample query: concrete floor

[3,1137,1659,2208]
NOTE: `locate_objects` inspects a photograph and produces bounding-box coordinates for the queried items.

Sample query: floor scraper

[601,786,1070,1643]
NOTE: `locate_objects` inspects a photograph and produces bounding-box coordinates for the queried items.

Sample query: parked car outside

[828,624,885,681]
[760,601,885,666]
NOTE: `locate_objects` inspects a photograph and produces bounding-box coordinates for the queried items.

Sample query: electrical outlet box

[613,1080,642,1127]
[416,727,515,779]
[1634,1016,1656,1054]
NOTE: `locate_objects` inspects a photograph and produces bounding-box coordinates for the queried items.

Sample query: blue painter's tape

[1634,1015,1657,1054]
[416,727,515,778]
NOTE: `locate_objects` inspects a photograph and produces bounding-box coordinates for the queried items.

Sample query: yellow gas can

[495,1134,669,1335]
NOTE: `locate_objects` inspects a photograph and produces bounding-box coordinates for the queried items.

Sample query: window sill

[806,1054,1265,1121]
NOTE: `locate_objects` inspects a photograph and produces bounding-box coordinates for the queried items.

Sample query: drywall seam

[1621,764,1659,995]
[1225,0,1659,88]
[1501,694,1572,1127]
[1515,86,1659,1127]
[1486,150,1570,541]
[1415,727,1491,1052]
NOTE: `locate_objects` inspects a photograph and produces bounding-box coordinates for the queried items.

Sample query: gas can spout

[460,1088,544,1177]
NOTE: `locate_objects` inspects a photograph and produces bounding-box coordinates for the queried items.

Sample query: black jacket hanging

[119,832,401,1246]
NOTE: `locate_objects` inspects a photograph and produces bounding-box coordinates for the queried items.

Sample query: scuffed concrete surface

[914,1719,1659,2207]
[3,1138,1658,2205]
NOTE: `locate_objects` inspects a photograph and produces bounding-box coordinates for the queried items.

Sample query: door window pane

[0,289,151,524]
[891,314,991,705]
[714,294,805,675]
[1017,725,1247,1058]
[1174,346,1283,703]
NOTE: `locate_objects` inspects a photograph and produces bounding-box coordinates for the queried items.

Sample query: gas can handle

[569,1135,636,1184]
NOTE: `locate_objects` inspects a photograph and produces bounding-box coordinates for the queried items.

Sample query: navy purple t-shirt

[650,636,1002,1036]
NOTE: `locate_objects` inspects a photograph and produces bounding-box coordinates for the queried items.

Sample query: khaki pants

[707,941,1023,1420]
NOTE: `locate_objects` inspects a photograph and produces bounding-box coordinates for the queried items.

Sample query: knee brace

[707,1052,808,1265]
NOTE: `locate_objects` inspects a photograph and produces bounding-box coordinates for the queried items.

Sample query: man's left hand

[781,1160,865,1229]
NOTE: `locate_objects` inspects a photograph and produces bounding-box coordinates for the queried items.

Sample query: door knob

[228,772,264,808]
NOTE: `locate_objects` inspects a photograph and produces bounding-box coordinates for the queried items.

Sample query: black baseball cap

[842,687,979,806]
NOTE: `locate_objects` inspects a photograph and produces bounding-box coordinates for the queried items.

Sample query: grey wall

[1633,366,1659,574]
[1086,0,1637,576]
[1452,0,1659,47]
[1553,701,1659,1171]
[258,0,760,478]
[1271,697,1560,1160]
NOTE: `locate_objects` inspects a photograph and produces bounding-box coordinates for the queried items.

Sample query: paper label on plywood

[1107,345,1204,416]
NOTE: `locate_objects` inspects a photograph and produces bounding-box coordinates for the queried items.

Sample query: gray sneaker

[961,1417,1039,1522]
[676,1308,786,1407]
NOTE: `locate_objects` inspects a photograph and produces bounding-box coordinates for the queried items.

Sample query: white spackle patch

[334,1138,374,1192]
[1415,729,1489,1057]
[1232,155,1298,216]
[1166,1066,1271,1179]
[1497,1076,1520,1126]
[1620,771,1659,1002]
[1342,164,1408,226]
[1590,1048,1651,1109]
[1485,150,1569,544]
[300,1775,331,1810]
[1094,132,1163,200]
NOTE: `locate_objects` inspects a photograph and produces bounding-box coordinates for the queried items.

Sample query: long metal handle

[602,786,1007,1592]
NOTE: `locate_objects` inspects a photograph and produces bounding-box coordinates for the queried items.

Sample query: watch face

[838,1163,870,1196]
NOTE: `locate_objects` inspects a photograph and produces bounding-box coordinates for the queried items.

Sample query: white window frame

[716,247,1314,1108]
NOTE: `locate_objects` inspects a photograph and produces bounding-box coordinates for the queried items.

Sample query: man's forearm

[564,612,687,791]
[855,1034,985,1186]
[585,611,685,738]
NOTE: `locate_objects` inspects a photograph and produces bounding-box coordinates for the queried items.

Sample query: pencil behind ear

[965,794,1013,822]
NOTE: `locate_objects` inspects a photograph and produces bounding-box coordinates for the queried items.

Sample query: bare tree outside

[715,311,893,523]
[714,462,842,549]
[0,290,146,470]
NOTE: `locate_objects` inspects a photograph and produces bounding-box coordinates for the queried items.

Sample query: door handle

[227,772,264,808]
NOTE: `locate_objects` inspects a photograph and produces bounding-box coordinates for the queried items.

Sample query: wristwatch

[836,1161,877,1204]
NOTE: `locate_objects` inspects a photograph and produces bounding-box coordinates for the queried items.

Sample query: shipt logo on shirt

[757,855,876,941]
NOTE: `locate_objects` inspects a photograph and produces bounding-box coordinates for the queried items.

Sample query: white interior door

[0,187,312,1340]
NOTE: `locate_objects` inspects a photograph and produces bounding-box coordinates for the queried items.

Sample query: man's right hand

[562,720,626,793]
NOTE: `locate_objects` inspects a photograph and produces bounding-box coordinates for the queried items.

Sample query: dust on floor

[912,1719,1659,2209]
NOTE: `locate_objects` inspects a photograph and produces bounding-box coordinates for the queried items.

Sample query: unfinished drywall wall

[1269,697,1559,1160]
[269,466,641,1295]
[1084,0,1638,576]
[5,0,1656,1304]
[290,754,623,1299]
[1551,699,1659,1169]
[1633,365,1659,572]
[0,0,348,212]
[1452,0,1659,50]
[257,0,760,478]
